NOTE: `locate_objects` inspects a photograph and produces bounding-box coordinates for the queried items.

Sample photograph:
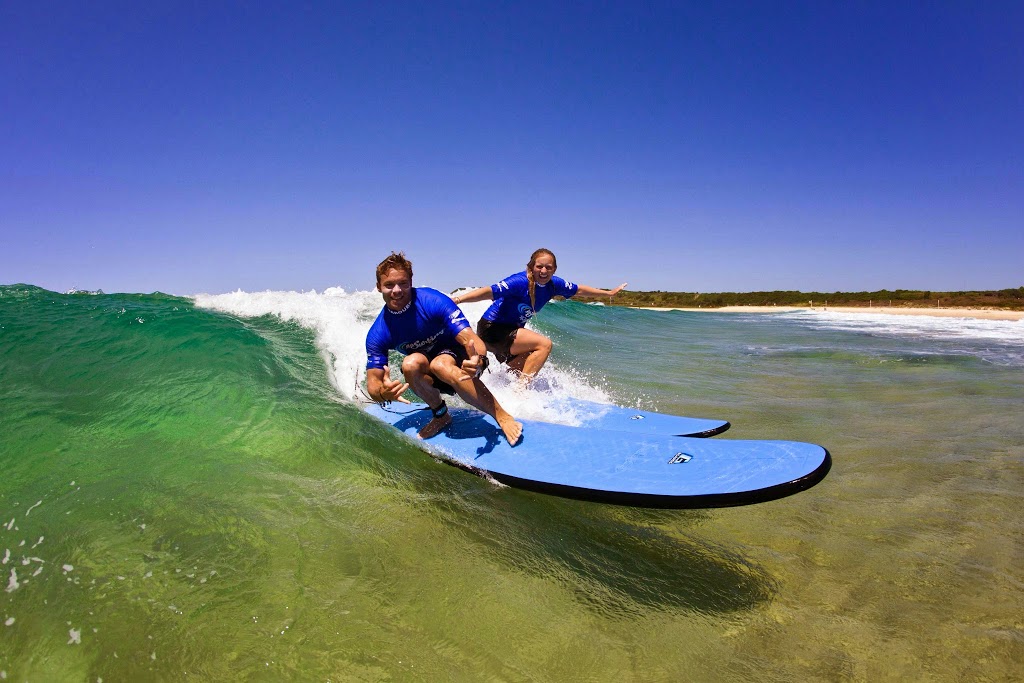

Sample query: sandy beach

[636,305,1024,321]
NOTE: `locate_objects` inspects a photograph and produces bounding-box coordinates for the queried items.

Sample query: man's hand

[376,365,411,404]
[461,354,489,380]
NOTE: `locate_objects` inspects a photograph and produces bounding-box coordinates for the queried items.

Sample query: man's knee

[537,336,553,353]
[402,354,429,378]
[428,355,457,380]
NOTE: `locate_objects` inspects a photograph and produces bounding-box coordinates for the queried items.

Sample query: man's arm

[455,328,489,379]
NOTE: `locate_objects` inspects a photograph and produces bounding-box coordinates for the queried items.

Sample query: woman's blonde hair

[526,248,557,313]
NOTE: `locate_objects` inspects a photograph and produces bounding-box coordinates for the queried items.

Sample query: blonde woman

[455,249,627,382]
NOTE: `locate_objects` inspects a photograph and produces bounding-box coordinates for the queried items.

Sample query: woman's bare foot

[418,412,451,439]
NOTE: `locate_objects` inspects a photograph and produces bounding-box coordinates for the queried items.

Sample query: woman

[454,248,627,382]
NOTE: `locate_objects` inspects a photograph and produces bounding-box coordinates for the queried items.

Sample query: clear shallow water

[2,285,1022,681]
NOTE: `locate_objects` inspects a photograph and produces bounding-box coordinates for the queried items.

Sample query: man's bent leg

[402,354,451,439]
[429,355,523,446]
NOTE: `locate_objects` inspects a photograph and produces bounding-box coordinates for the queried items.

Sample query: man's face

[378,267,413,311]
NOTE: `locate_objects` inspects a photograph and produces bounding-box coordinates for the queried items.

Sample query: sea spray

[194,288,380,400]
[195,288,613,425]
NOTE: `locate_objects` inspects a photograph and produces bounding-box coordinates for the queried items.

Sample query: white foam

[790,309,1023,342]
[195,288,613,418]
[451,295,613,424]
[195,288,381,400]
[782,309,1024,366]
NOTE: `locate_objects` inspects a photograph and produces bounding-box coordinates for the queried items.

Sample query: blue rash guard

[481,271,579,327]
[365,287,471,370]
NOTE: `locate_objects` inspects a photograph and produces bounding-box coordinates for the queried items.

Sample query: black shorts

[425,345,469,396]
[476,319,520,364]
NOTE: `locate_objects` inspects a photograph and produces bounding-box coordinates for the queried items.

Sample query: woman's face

[530,254,556,285]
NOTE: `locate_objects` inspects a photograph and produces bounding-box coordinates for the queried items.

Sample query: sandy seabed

[636,305,1024,321]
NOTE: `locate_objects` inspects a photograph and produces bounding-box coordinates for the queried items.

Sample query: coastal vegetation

[578,287,1024,311]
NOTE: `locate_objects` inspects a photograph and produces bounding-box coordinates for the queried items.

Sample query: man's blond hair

[375,252,413,287]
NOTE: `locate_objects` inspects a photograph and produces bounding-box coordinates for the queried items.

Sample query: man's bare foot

[496,412,523,446]
[418,412,451,439]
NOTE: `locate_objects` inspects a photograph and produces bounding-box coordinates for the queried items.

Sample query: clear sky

[2,2,1021,295]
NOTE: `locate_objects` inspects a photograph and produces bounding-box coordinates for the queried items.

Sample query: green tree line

[577,287,1024,310]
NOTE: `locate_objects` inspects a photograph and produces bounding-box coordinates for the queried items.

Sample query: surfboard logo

[630,415,645,420]
[668,452,692,464]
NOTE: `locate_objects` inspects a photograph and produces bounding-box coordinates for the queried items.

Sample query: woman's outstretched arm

[575,282,628,298]
[452,286,494,305]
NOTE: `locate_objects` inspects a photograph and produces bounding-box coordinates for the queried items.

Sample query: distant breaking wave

[780,309,1024,366]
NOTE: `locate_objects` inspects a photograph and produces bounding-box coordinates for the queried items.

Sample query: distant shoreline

[633,305,1024,322]
[594,287,1024,313]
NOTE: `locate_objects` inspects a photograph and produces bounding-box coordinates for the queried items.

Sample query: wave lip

[193,288,615,414]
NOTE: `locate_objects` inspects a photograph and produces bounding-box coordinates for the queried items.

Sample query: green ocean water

[2,284,1023,681]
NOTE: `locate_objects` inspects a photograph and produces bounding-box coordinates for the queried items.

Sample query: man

[365,252,523,444]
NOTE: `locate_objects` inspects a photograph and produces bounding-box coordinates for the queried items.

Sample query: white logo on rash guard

[397,328,445,354]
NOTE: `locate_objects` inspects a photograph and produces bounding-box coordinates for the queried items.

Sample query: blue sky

[2,2,1021,295]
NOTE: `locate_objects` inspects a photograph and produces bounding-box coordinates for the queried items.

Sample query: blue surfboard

[547,397,730,437]
[365,403,831,508]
